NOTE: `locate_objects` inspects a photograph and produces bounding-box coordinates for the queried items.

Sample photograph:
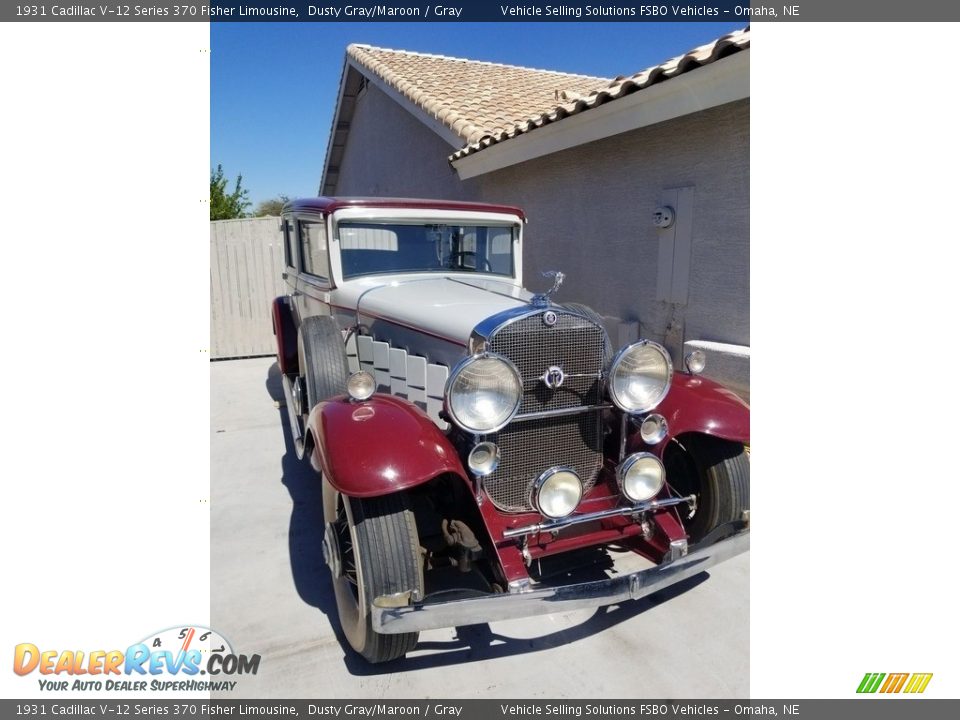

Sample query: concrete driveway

[211,357,749,698]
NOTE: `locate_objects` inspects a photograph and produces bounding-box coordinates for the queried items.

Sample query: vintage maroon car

[272,197,749,663]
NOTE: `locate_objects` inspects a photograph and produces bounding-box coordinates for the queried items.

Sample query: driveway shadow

[268,362,348,645]
[342,572,709,676]
[267,361,711,676]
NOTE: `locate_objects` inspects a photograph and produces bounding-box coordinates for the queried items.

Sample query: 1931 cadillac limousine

[271,197,749,663]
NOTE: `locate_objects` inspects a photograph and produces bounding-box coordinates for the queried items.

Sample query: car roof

[282,196,525,221]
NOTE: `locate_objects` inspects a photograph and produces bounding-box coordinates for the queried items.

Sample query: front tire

[322,481,423,663]
[666,434,749,542]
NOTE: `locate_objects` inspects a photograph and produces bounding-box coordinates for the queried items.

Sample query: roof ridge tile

[338,29,748,167]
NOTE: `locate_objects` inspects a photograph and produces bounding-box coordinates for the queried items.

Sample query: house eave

[351,56,466,145]
[450,49,750,180]
[321,58,469,196]
[320,59,354,196]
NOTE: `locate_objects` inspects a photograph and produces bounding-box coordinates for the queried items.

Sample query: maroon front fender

[307,394,468,498]
[655,373,750,444]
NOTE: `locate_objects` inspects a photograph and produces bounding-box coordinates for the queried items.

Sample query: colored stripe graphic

[880,673,908,693]
[857,672,933,694]
[904,673,933,694]
[857,673,885,693]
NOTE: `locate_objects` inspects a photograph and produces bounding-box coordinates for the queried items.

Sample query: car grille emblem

[542,365,565,390]
[543,310,558,326]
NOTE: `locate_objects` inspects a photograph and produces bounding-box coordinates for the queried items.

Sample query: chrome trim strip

[371,525,749,634]
[619,412,629,461]
[470,305,544,348]
[470,305,613,350]
[502,494,694,539]
[469,306,613,362]
[512,403,613,422]
[446,277,530,302]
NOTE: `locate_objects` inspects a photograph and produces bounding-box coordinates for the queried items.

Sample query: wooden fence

[210,217,286,359]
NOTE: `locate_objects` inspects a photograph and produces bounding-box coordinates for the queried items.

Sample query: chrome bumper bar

[502,494,696,539]
[371,522,749,634]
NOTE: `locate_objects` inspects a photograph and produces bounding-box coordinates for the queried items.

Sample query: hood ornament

[531,271,565,307]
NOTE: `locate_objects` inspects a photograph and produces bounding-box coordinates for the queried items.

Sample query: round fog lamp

[639,414,668,445]
[347,371,376,401]
[468,442,500,477]
[533,468,583,519]
[684,350,706,375]
[618,453,665,503]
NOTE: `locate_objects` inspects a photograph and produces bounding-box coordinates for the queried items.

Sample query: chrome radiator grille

[483,310,607,513]
[489,312,606,415]
[483,412,604,513]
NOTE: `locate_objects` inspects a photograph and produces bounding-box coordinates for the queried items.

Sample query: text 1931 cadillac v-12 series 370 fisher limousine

[271,197,749,663]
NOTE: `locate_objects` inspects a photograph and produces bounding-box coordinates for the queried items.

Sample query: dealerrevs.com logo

[857,672,933,694]
[13,626,260,692]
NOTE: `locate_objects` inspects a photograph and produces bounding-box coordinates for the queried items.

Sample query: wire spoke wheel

[322,479,423,663]
[333,496,360,591]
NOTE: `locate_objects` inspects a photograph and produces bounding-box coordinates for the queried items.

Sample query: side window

[299,219,329,281]
[487,227,514,275]
[283,219,300,270]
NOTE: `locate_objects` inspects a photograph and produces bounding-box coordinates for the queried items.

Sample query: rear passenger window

[283,219,300,270]
[299,220,329,281]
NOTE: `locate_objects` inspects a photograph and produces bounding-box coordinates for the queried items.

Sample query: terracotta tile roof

[346,43,612,147]
[450,27,750,160]
[335,27,749,182]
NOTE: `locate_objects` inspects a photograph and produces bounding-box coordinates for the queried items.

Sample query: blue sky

[211,22,744,207]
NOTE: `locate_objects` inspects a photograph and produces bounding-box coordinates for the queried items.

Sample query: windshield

[337,222,517,279]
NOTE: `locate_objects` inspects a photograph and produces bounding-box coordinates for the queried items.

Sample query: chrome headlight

[532,467,583,519]
[608,340,672,413]
[445,353,523,433]
[618,453,666,503]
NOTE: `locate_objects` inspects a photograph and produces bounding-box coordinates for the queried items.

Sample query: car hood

[343,276,534,347]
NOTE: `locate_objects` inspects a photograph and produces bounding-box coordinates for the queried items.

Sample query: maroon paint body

[641,372,750,449]
[307,394,468,498]
[306,375,748,583]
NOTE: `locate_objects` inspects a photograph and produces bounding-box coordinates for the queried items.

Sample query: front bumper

[371,522,749,634]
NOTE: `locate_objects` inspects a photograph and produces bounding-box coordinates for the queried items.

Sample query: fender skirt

[654,373,750,444]
[307,394,468,498]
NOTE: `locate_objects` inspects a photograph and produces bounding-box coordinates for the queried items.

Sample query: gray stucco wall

[472,100,749,352]
[332,85,749,392]
[335,83,478,200]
